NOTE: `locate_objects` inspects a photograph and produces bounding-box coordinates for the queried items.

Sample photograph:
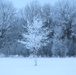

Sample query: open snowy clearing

[0,58,76,75]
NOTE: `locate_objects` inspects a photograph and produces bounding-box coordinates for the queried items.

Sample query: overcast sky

[8,0,59,9]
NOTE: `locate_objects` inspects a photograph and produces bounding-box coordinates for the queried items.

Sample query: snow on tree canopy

[18,17,50,51]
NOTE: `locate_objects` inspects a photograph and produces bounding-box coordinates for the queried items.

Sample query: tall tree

[52,0,76,57]
[0,0,17,55]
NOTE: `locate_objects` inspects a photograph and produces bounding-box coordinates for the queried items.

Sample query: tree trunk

[34,54,37,66]
[34,48,37,66]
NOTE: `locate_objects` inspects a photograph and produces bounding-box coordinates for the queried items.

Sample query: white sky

[8,0,59,9]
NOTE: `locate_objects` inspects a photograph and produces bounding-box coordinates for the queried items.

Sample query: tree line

[0,0,76,57]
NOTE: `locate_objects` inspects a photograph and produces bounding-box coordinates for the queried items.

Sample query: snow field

[0,58,76,75]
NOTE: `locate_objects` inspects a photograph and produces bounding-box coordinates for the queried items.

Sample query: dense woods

[0,0,76,57]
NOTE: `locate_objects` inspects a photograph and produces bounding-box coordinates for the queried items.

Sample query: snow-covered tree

[0,0,16,51]
[18,17,50,66]
[52,0,76,57]
[40,4,54,56]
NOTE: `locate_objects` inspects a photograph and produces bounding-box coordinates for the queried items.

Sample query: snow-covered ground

[0,58,76,75]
